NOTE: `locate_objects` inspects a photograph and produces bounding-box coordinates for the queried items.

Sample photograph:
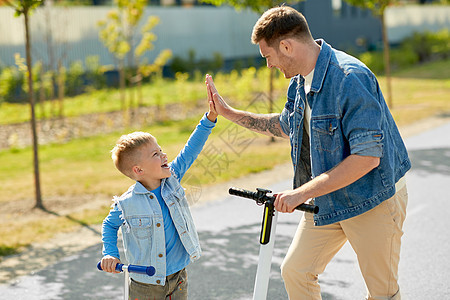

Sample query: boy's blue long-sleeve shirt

[102,113,216,285]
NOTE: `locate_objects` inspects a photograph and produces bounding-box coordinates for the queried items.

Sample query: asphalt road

[1,121,449,300]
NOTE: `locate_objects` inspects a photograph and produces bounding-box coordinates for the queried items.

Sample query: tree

[98,0,171,122]
[134,16,172,107]
[39,0,70,119]
[343,0,396,107]
[132,15,172,109]
[4,0,45,209]
[98,4,131,111]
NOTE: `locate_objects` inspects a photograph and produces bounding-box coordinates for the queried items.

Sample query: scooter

[97,261,156,300]
[228,187,318,300]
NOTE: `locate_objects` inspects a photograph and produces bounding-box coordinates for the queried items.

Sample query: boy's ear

[132,165,143,176]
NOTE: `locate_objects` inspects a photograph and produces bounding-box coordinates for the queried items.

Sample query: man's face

[259,39,296,79]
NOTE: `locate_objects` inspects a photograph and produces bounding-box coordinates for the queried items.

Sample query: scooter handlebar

[229,187,319,214]
[97,261,156,276]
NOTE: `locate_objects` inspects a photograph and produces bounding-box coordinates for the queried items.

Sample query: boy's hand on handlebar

[101,255,121,274]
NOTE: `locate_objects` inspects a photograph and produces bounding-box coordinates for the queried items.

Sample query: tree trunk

[381,12,393,108]
[25,11,43,209]
[119,59,126,111]
[39,66,46,119]
[57,60,65,118]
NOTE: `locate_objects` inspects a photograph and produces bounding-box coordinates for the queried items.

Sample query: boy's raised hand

[205,74,218,122]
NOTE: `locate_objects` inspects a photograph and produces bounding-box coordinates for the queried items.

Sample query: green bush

[169,49,224,76]
[391,46,419,70]
[65,60,84,96]
[64,56,107,96]
[0,66,25,103]
[359,29,448,74]
[0,56,108,104]
[360,47,419,75]
[402,29,449,62]
[359,51,384,74]
[85,55,106,90]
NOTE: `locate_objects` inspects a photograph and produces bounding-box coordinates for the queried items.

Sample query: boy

[101,87,217,299]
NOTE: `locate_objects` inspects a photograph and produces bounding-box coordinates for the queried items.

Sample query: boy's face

[135,140,171,189]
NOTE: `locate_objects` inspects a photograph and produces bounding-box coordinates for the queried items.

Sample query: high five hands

[205,74,232,118]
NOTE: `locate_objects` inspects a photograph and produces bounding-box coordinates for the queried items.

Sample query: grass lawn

[0,60,449,257]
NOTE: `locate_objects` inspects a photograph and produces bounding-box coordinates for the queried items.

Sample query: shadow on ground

[1,221,354,299]
[409,147,450,176]
[189,221,348,300]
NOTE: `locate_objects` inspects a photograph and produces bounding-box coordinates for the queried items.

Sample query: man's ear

[279,39,293,56]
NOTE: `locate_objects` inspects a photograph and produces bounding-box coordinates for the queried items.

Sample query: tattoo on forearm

[236,114,283,137]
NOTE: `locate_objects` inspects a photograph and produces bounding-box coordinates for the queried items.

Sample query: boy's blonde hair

[111,131,156,178]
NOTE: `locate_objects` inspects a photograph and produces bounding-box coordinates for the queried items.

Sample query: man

[206,6,410,300]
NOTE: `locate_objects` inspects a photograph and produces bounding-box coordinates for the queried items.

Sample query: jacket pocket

[129,216,152,240]
[312,117,341,153]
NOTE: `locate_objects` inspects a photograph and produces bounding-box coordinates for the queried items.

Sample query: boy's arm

[101,206,122,272]
[170,113,216,181]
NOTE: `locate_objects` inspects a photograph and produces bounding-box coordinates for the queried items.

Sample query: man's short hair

[251,6,312,47]
[111,132,156,178]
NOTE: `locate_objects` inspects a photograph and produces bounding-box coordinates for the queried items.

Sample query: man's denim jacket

[102,114,215,285]
[279,40,411,226]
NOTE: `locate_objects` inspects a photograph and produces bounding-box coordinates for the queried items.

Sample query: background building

[0,0,448,71]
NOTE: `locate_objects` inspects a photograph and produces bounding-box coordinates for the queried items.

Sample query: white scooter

[228,187,318,300]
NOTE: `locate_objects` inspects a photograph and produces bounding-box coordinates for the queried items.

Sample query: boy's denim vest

[279,40,411,226]
[114,176,201,286]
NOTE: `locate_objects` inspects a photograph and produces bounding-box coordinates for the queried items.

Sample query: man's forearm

[274,154,380,212]
[223,108,287,138]
[299,154,380,200]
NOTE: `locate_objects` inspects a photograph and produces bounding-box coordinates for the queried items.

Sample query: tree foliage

[344,0,390,15]
[201,0,299,13]
[3,0,43,16]
[98,0,171,116]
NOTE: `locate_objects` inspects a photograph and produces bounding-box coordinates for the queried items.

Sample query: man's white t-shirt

[303,69,314,138]
[302,69,406,192]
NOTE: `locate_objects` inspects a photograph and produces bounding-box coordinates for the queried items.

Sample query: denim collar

[133,181,151,194]
[293,39,331,97]
[311,39,332,94]
[134,177,170,194]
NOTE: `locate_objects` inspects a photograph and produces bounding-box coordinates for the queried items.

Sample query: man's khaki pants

[281,187,408,300]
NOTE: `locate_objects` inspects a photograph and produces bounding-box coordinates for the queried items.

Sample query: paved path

[1,121,449,299]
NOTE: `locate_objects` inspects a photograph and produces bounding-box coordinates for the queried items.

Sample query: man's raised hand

[205,74,232,118]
